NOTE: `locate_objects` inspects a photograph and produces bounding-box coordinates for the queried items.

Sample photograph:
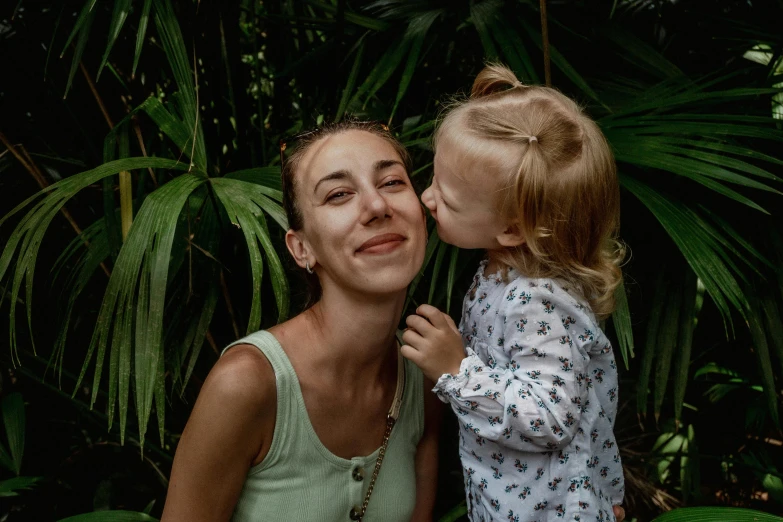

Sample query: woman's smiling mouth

[356,233,406,254]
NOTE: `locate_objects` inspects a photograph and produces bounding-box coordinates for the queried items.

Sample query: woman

[161,120,440,521]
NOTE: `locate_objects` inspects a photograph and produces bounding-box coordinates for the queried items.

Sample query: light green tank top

[223,330,425,522]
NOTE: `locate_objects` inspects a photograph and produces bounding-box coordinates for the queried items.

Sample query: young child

[400,64,625,522]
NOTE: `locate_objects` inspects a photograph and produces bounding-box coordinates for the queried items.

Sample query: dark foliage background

[1,1,782,521]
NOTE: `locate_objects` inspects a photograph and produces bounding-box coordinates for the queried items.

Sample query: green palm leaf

[0,158,190,365]
[60,0,97,97]
[132,0,154,77]
[1,393,25,476]
[97,0,132,80]
[0,476,42,497]
[72,171,207,447]
[620,176,746,325]
[152,0,207,171]
[389,10,442,122]
[211,178,290,328]
[610,280,634,370]
[51,222,111,384]
[651,507,783,522]
[58,511,159,522]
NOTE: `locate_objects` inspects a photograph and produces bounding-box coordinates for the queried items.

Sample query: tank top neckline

[256,330,402,469]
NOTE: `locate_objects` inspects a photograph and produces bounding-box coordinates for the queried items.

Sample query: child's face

[421,141,511,250]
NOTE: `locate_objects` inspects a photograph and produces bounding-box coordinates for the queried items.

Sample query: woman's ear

[496,224,526,248]
[285,229,313,269]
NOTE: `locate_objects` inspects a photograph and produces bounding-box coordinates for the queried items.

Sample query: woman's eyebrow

[313,170,350,194]
[374,159,404,172]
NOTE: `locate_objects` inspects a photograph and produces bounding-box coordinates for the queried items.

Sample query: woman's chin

[346,263,422,298]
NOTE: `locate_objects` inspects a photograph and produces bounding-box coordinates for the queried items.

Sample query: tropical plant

[1,0,782,519]
[0,393,42,498]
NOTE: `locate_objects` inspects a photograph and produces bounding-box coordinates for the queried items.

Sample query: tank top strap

[222,330,294,374]
[221,330,299,472]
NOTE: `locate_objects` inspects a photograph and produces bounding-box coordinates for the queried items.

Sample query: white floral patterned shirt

[434,261,624,522]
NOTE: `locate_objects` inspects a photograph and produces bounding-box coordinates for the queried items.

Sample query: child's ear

[496,224,526,248]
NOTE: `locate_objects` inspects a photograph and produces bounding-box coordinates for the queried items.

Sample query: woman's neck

[286,285,405,383]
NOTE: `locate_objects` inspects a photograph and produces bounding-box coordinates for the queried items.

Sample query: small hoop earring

[305,261,314,274]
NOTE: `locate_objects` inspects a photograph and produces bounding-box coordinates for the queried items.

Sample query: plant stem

[539,0,551,87]
[79,61,134,242]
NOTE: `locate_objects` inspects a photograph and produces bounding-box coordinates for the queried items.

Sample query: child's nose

[421,186,435,211]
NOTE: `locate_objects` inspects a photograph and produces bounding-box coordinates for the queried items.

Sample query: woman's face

[288,130,426,297]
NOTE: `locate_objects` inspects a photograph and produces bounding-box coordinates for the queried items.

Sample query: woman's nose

[363,189,393,222]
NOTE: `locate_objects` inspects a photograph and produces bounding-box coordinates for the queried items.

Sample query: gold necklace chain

[352,349,405,522]
[356,415,396,521]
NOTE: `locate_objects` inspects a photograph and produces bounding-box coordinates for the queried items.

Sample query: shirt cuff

[431,349,484,403]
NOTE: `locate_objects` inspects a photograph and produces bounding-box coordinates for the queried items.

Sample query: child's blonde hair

[434,63,624,318]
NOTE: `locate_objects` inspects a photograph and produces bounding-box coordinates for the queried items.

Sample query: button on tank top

[223,331,425,521]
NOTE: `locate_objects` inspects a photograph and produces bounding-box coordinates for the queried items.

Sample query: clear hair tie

[528,136,538,144]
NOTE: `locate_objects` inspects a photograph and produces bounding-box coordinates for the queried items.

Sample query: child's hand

[401,304,465,382]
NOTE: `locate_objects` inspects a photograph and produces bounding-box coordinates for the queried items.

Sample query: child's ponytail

[511,97,583,251]
[471,62,525,98]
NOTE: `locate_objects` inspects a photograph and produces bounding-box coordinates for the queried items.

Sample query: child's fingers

[415,304,449,329]
[400,344,424,365]
[401,327,426,349]
[406,314,437,336]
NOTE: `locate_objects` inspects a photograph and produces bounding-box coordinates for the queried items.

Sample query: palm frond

[97,0,132,80]
[0,158,190,366]
[1,393,25,476]
[152,0,207,171]
[210,178,290,328]
[611,280,634,370]
[620,176,746,326]
[651,507,783,522]
[389,10,442,122]
[653,278,683,424]
[73,171,208,447]
[132,0,154,77]
[673,272,701,429]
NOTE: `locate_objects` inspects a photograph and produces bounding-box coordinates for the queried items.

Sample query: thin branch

[79,61,115,129]
[131,115,159,187]
[220,270,241,339]
[205,330,219,356]
[188,44,200,172]
[0,132,111,278]
[539,0,552,87]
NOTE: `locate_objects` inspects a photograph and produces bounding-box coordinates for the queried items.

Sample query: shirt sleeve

[433,284,589,452]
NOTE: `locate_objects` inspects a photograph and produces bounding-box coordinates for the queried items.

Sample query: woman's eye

[327,191,349,201]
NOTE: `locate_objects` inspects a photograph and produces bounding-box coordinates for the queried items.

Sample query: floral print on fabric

[434,261,624,521]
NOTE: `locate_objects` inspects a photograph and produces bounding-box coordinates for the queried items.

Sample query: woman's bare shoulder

[201,343,277,414]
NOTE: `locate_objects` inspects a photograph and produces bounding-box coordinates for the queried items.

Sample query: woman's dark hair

[280,119,413,309]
